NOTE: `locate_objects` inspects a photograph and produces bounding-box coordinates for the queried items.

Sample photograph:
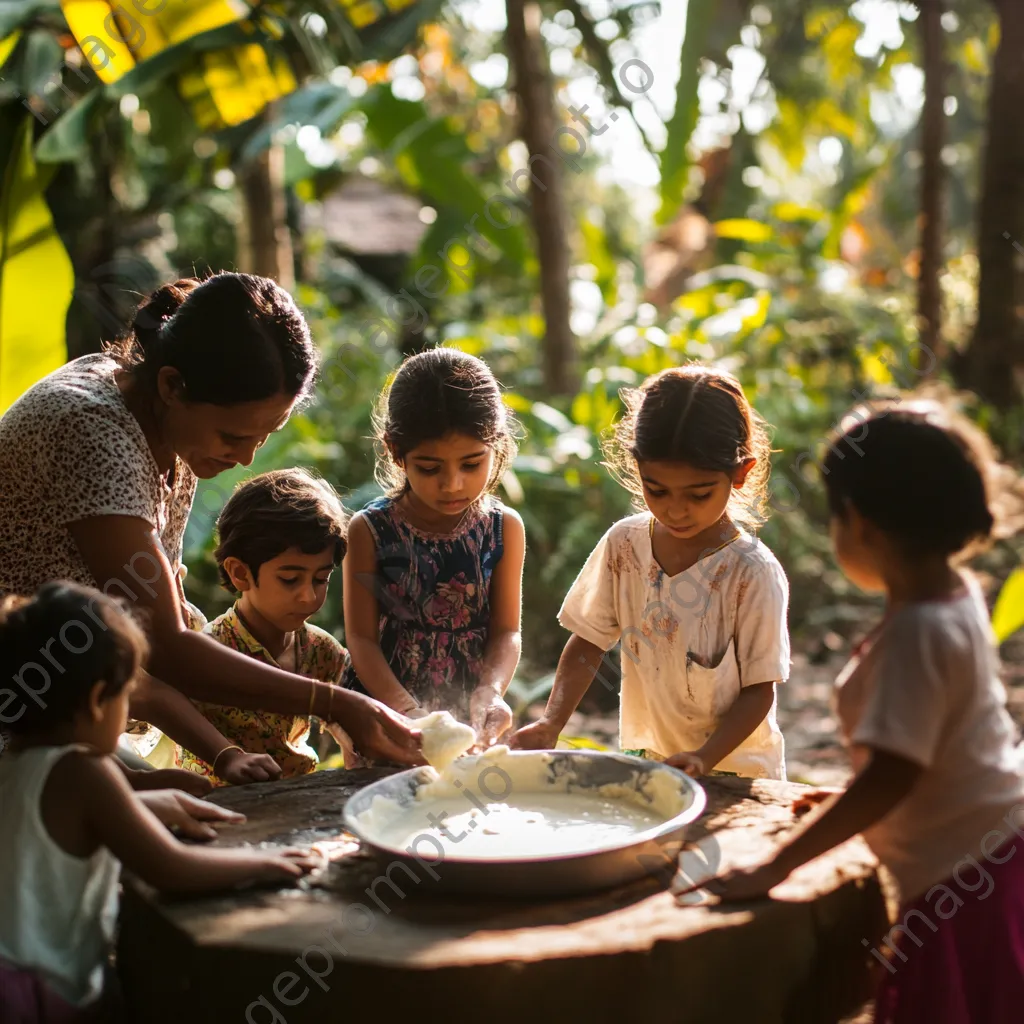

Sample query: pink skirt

[874,831,1024,1023]
[0,964,107,1024]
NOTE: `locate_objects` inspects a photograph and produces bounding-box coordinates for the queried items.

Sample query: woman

[0,273,421,771]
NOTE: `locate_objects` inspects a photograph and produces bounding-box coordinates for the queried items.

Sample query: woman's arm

[696,748,922,901]
[470,509,525,743]
[342,514,421,714]
[511,633,604,749]
[68,515,423,764]
[667,681,776,775]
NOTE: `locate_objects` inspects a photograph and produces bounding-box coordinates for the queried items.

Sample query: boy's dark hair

[822,402,996,557]
[105,272,318,406]
[604,363,773,529]
[0,583,147,736]
[373,347,519,498]
[214,469,349,589]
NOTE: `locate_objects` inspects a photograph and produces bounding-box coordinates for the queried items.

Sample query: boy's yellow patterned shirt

[176,604,348,784]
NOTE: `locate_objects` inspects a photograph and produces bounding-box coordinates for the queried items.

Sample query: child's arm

[471,510,526,745]
[342,514,422,714]
[512,634,606,749]
[75,754,318,893]
[128,672,284,786]
[666,681,776,775]
[688,748,922,901]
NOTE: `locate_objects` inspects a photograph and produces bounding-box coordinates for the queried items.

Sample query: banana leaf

[0,113,73,412]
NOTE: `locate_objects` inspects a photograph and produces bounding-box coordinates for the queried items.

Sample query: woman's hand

[126,767,214,797]
[470,686,513,749]
[336,691,424,765]
[666,751,706,777]
[509,717,561,750]
[216,749,284,785]
[136,790,246,841]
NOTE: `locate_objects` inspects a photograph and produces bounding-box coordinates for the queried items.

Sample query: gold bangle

[308,677,316,718]
[327,685,334,722]
[212,744,243,775]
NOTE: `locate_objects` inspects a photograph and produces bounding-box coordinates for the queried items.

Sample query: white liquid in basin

[362,791,666,859]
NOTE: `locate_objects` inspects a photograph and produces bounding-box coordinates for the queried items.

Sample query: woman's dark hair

[106,272,318,405]
[822,402,996,558]
[604,363,773,529]
[373,347,519,498]
[214,469,349,590]
[0,583,147,737]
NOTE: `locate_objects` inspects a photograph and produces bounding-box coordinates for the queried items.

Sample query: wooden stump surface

[118,768,890,1024]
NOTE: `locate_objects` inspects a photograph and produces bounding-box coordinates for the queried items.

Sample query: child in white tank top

[0,583,319,1022]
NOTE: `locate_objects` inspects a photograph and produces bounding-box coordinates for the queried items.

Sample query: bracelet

[326,685,335,722]
[212,744,243,775]
[307,677,317,718]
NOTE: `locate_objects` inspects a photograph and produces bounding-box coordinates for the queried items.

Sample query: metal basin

[342,750,706,898]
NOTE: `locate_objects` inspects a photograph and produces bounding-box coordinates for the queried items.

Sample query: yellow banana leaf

[0,31,21,71]
[992,569,1024,644]
[0,117,74,413]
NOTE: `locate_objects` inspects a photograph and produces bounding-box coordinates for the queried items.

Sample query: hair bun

[131,278,200,352]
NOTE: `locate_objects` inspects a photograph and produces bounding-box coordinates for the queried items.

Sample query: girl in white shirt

[512,364,791,780]
[700,402,1024,1023]
[0,583,318,1023]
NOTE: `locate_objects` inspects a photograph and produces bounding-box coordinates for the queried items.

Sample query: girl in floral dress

[341,348,526,764]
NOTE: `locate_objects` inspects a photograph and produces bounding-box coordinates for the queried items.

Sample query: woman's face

[158,373,296,479]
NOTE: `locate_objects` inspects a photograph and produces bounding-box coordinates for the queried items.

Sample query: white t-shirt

[835,575,1024,902]
[0,353,196,598]
[0,745,120,1004]
[558,513,791,779]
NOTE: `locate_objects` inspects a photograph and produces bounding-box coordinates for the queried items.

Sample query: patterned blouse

[341,495,505,725]
[176,604,348,784]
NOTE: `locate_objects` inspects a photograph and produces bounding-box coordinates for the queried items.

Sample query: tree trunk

[955,0,1024,406]
[505,0,576,396]
[916,0,945,369]
[238,135,294,290]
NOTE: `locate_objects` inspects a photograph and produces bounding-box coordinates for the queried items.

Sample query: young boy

[176,469,350,783]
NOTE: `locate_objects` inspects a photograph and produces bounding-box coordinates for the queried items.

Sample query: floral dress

[176,604,348,785]
[341,495,505,726]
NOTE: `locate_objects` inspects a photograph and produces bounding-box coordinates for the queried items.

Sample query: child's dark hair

[823,402,996,558]
[604,364,773,529]
[105,272,318,405]
[0,583,147,736]
[214,469,349,589]
[373,348,519,498]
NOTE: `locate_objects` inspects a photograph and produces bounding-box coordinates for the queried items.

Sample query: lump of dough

[417,710,476,772]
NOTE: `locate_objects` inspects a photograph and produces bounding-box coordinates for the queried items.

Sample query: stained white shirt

[558,513,791,779]
[835,574,1024,901]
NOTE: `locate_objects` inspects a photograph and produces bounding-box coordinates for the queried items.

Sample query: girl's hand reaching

[470,686,513,748]
[680,860,789,903]
[509,717,560,750]
[666,751,706,777]
[216,749,284,785]
[137,790,246,841]
[247,848,323,885]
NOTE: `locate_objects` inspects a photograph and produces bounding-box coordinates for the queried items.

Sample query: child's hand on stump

[138,790,246,841]
[217,749,283,785]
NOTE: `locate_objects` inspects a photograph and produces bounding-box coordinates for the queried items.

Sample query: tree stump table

[118,769,889,1024]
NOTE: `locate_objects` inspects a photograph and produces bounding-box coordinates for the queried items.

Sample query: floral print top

[341,495,506,724]
[176,604,348,785]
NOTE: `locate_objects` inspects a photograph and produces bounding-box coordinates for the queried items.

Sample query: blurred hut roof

[308,174,428,256]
